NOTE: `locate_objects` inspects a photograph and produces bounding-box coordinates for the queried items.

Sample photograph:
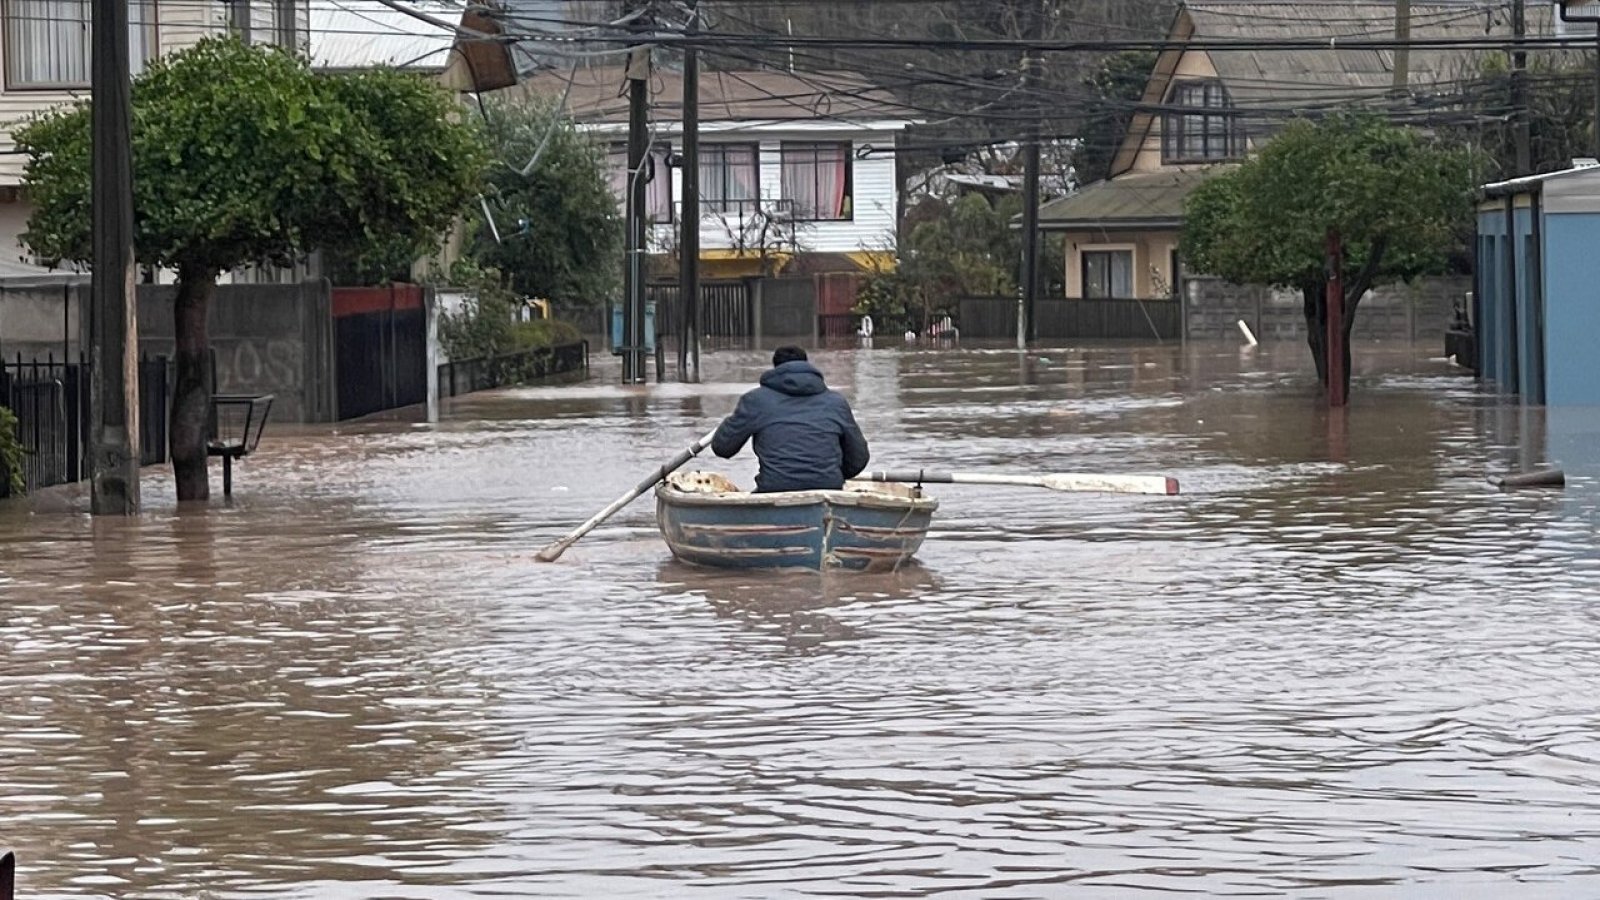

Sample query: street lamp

[1556,0,1600,155]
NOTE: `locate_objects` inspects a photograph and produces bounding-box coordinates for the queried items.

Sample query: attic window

[1163,79,1239,163]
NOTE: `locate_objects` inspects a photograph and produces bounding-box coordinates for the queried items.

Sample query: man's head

[772,345,808,367]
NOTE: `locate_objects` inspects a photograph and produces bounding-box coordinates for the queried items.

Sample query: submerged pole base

[1493,468,1566,490]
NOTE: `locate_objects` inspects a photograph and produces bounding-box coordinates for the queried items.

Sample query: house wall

[644,134,900,258]
[1129,49,1221,175]
[1059,230,1180,299]
[1542,212,1600,406]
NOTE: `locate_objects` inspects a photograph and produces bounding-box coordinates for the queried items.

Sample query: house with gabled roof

[1039,1,1553,307]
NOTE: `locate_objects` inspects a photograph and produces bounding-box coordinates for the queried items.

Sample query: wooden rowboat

[655,472,938,571]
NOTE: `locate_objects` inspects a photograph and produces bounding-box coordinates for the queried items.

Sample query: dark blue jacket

[712,361,870,493]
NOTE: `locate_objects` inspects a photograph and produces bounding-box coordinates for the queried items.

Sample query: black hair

[772,345,808,366]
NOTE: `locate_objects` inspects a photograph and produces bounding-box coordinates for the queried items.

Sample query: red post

[1325,230,1347,407]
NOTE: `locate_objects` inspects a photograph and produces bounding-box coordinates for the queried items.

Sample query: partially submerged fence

[437,341,589,399]
[0,354,173,497]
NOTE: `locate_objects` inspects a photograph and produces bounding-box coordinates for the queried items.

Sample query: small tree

[468,97,622,306]
[1181,114,1475,396]
[18,38,485,501]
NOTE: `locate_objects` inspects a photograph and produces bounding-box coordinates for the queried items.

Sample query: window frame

[1161,78,1238,164]
[779,140,853,222]
[606,142,675,224]
[699,142,761,214]
[3,0,159,90]
[1082,248,1134,300]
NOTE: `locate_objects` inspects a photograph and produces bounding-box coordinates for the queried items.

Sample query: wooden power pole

[678,0,701,382]
[1392,0,1411,90]
[1512,0,1531,174]
[621,20,651,385]
[90,0,140,514]
[1017,0,1045,347]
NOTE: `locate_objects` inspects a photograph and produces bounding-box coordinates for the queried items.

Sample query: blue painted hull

[655,478,937,572]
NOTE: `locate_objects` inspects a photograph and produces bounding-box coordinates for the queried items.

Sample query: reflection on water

[4,342,1600,898]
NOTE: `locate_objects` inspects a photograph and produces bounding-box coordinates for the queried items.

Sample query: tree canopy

[17,37,487,501]
[1181,114,1476,393]
[19,38,484,279]
[467,97,622,307]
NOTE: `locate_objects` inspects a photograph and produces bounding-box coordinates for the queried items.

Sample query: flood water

[4,341,1600,898]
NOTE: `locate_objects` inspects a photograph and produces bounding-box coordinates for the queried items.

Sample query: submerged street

[4,342,1600,897]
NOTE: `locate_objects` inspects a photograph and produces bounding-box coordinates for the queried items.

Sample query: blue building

[1476,161,1600,406]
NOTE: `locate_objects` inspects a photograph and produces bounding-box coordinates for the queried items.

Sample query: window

[1162,79,1237,163]
[780,141,852,220]
[264,0,298,49]
[1083,250,1133,299]
[606,144,673,223]
[699,143,759,214]
[5,0,157,88]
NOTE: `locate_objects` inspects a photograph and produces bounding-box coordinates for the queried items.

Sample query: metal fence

[438,341,589,398]
[1,354,173,497]
[647,280,753,339]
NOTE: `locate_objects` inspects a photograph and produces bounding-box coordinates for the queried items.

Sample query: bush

[510,318,583,351]
[0,406,23,496]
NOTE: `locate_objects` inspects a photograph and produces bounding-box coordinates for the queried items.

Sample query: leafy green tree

[1181,114,1475,396]
[17,38,484,501]
[856,192,1065,332]
[468,97,622,306]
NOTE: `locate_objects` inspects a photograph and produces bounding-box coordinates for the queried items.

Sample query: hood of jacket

[760,360,827,397]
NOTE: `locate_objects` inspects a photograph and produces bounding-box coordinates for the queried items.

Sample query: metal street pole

[90,0,140,514]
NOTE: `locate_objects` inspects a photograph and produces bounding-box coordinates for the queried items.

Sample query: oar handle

[536,429,719,562]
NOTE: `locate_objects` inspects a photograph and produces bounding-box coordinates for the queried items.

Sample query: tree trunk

[1302,282,1328,386]
[171,269,215,502]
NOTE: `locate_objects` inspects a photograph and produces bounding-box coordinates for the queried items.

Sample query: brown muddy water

[3,341,1600,899]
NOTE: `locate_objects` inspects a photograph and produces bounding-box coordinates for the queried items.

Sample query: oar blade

[1039,473,1180,495]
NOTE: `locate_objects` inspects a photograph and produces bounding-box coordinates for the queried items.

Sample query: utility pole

[678,0,701,382]
[1512,0,1531,174]
[1017,0,1045,348]
[1392,0,1411,90]
[89,0,141,514]
[231,0,252,43]
[621,5,651,385]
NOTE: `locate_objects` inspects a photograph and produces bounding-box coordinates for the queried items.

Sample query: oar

[866,469,1180,496]
[536,429,719,562]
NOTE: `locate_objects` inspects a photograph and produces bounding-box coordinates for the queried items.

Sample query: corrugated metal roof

[308,0,461,72]
[1184,2,1563,109]
[514,65,916,123]
[1038,168,1223,229]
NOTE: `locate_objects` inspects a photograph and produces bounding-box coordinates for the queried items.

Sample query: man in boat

[712,346,870,493]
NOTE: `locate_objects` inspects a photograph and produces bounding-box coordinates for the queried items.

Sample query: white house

[518,64,919,278]
[0,0,311,265]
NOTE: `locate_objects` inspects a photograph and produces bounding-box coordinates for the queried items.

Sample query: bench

[206,394,273,498]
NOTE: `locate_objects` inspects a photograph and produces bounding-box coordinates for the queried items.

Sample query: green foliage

[856,193,1066,332]
[1076,50,1159,184]
[17,37,484,277]
[438,261,582,362]
[1181,114,1477,295]
[0,406,22,496]
[468,97,622,307]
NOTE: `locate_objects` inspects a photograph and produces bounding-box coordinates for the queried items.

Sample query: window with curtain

[605,143,673,223]
[1162,79,1237,163]
[5,0,157,88]
[780,141,851,220]
[1083,250,1133,299]
[699,144,759,214]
